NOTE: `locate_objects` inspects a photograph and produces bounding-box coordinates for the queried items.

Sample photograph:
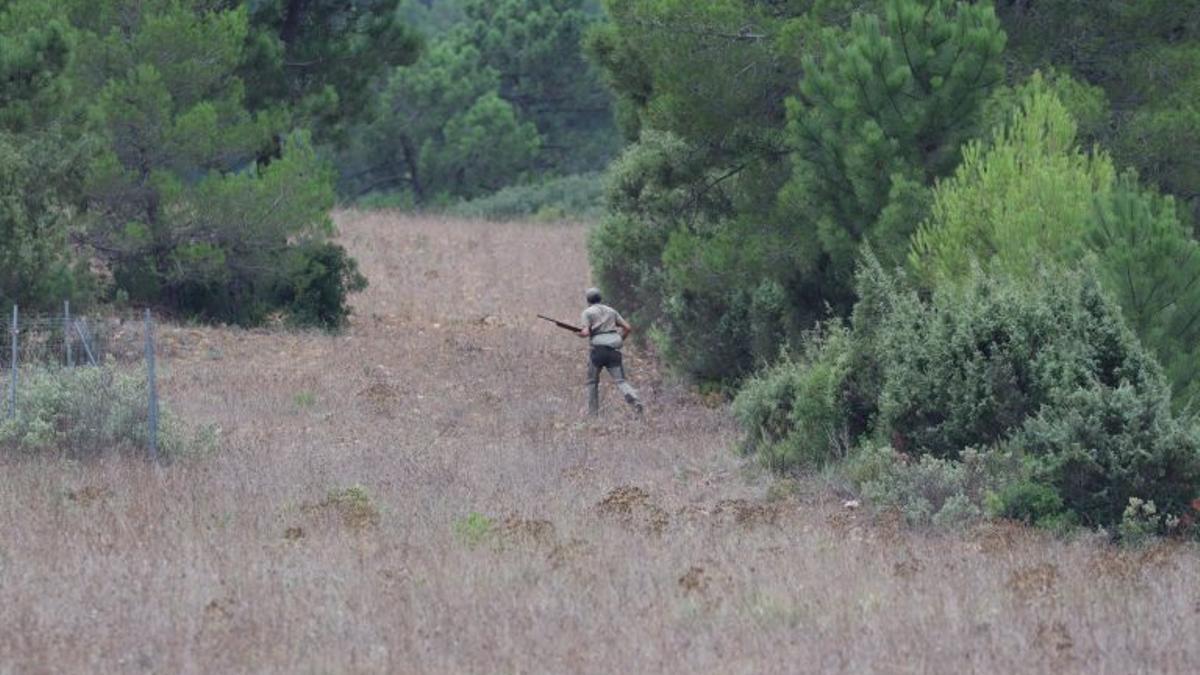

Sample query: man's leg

[586,352,601,416]
[607,353,643,414]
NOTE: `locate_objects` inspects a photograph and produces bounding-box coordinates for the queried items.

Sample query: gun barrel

[537,314,582,332]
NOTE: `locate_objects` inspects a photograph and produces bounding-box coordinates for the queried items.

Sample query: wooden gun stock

[537,314,583,333]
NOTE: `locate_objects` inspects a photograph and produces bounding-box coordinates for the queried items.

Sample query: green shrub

[1116,498,1164,546]
[855,446,1018,528]
[989,480,1071,530]
[0,366,211,459]
[1006,383,1200,529]
[274,241,368,331]
[588,132,699,334]
[911,77,1200,404]
[875,266,1200,528]
[875,266,1160,459]
[733,321,855,471]
[739,259,1200,530]
[447,173,606,222]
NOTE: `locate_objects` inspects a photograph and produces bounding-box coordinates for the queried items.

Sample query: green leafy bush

[876,266,1200,527]
[273,241,368,331]
[989,481,1070,530]
[853,447,1018,528]
[1116,498,1166,546]
[911,78,1200,404]
[447,173,606,222]
[875,266,1158,459]
[588,132,696,332]
[1004,384,1200,529]
[0,367,212,459]
[733,322,855,471]
[739,259,1200,530]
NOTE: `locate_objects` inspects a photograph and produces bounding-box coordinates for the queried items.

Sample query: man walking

[578,287,643,417]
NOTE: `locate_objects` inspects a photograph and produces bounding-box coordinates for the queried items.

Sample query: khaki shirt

[582,304,624,349]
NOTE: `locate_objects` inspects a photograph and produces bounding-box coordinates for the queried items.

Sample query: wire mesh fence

[1,304,160,460]
[0,304,110,371]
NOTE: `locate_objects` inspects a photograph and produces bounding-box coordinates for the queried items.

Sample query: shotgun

[537,314,583,333]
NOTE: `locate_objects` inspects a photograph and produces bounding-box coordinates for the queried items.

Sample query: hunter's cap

[585,287,602,304]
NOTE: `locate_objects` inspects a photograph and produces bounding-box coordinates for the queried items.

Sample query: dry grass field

[2,211,1199,674]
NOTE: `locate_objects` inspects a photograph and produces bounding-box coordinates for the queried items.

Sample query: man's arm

[617,317,633,339]
[578,311,591,338]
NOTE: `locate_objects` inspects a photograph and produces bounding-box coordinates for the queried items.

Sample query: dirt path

[1,212,1198,674]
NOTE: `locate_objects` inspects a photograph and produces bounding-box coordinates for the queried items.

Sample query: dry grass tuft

[1,212,1198,673]
[597,485,670,534]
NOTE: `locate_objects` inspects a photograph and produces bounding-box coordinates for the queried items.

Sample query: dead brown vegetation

[0,212,1198,673]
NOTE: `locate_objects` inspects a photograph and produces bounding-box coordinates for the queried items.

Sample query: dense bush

[738,259,1200,530]
[733,322,855,471]
[848,446,1020,529]
[447,173,606,222]
[911,80,1200,403]
[876,266,1160,459]
[96,133,353,328]
[588,132,696,334]
[0,367,211,459]
[273,241,368,330]
[1003,384,1200,529]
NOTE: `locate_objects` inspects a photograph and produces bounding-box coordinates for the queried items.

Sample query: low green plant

[989,480,1070,530]
[453,511,494,547]
[0,366,213,459]
[854,446,1017,529]
[1116,497,1161,546]
[273,241,368,331]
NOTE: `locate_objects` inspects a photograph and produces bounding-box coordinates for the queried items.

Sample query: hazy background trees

[340,0,616,203]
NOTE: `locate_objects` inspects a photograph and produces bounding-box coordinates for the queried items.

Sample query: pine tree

[784,0,1007,276]
[911,79,1200,404]
[74,0,355,326]
[0,8,89,310]
[241,0,421,143]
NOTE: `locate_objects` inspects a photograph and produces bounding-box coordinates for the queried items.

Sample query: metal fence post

[9,305,17,420]
[75,318,96,367]
[64,300,73,367]
[145,309,159,461]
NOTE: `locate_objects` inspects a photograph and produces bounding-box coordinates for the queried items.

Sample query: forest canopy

[583,0,1200,532]
[0,0,617,325]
